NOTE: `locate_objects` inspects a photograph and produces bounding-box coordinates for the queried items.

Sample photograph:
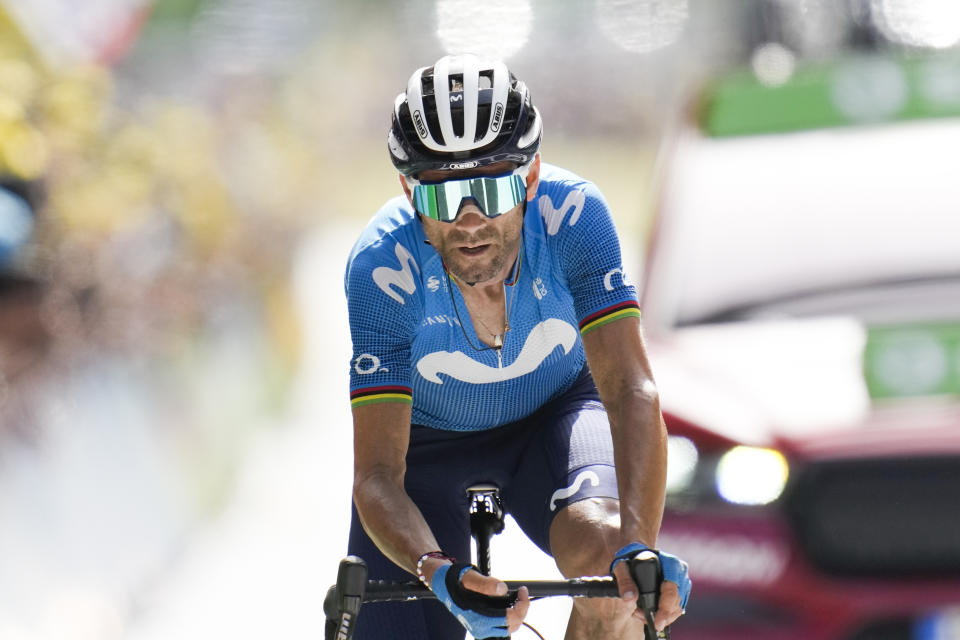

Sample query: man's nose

[454,198,488,228]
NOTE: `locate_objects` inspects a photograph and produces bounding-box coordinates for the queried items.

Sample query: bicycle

[324,483,672,640]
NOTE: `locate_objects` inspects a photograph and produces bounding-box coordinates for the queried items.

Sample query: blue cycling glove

[430,563,517,639]
[611,542,692,610]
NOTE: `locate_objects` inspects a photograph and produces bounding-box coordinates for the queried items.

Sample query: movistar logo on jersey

[449,93,464,103]
[372,242,420,304]
[416,318,577,384]
[539,190,586,236]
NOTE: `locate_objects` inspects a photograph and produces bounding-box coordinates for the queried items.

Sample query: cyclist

[344,53,691,639]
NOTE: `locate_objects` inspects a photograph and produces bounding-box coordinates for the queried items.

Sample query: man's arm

[581,315,667,548]
[352,401,445,579]
[352,401,532,630]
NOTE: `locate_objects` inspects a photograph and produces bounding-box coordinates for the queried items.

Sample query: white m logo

[372,243,420,304]
[539,190,586,236]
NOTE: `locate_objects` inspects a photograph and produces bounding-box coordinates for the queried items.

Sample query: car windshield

[652,119,960,328]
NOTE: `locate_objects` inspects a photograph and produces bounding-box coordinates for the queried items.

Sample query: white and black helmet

[388,54,542,177]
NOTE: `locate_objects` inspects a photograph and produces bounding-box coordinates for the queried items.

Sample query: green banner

[864,323,960,399]
[702,54,960,137]
[146,0,205,22]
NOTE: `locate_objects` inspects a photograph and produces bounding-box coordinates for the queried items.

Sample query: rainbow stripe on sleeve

[579,301,641,336]
[350,385,413,408]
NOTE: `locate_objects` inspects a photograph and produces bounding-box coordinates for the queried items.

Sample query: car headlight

[715,446,790,506]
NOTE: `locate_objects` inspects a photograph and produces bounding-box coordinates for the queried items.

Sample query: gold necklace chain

[446,244,522,350]
[470,305,504,344]
[469,277,519,348]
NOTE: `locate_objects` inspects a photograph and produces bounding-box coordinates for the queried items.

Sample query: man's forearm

[353,471,443,576]
[582,318,669,548]
[608,386,668,547]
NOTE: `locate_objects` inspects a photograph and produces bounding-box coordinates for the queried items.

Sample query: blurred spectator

[0,6,308,634]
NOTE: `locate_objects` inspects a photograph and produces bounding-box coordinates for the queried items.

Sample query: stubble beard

[443,226,520,286]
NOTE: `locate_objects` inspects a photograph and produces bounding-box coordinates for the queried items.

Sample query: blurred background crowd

[1,0,958,638]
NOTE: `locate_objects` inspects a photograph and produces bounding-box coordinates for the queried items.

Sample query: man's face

[402,157,540,286]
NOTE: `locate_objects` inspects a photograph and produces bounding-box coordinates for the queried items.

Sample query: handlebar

[324,554,670,639]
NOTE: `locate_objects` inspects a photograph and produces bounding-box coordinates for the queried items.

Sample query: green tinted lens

[413,174,526,221]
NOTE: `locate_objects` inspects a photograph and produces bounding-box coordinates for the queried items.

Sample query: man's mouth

[458,244,491,256]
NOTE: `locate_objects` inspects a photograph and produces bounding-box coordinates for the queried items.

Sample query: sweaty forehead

[418,161,517,182]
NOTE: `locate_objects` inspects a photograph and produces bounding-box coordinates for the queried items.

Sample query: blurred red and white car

[643,56,960,640]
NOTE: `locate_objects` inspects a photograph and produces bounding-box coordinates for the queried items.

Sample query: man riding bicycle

[344,53,691,639]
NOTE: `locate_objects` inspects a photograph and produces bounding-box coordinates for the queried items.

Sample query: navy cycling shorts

[346,366,619,640]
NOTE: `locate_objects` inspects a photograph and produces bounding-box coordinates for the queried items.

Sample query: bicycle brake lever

[628,551,670,640]
[324,556,369,640]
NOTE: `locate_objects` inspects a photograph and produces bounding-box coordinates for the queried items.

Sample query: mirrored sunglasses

[407,168,528,222]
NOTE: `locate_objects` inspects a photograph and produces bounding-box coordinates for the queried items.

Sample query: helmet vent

[421,95,447,145]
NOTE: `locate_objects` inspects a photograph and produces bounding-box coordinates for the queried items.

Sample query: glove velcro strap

[609,542,652,574]
[445,564,518,615]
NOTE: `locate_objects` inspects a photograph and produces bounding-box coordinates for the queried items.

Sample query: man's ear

[525,153,541,201]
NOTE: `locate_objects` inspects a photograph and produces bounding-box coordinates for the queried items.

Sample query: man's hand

[611,543,691,633]
[430,563,531,637]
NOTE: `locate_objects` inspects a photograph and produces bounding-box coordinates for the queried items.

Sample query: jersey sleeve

[344,237,419,409]
[546,179,640,337]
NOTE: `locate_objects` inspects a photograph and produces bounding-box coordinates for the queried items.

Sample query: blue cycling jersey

[345,163,640,431]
